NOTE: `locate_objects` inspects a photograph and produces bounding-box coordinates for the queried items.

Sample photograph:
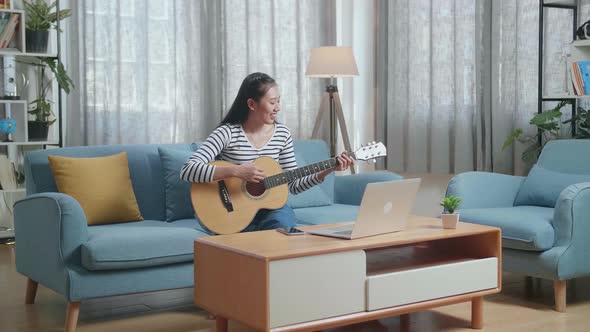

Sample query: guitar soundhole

[245,182,267,198]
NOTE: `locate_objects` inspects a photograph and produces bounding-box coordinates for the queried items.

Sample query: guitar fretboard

[263,152,356,189]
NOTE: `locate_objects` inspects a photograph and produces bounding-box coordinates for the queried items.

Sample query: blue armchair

[446,139,590,312]
[14,140,401,331]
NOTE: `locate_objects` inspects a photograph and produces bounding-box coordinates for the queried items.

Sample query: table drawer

[269,250,366,328]
[366,257,497,311]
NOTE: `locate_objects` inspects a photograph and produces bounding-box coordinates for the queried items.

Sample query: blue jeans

[243,205,297,232]
[198,206,297,235]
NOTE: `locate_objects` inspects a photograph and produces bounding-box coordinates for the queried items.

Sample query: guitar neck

[263,151,357,189]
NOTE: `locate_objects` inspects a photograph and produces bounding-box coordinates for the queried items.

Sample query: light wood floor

[1,244,590,332]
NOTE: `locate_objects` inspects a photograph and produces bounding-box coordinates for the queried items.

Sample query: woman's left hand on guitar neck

[317,151,355,181]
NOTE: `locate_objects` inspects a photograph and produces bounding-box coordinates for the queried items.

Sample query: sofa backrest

[24,139,334,222]
[24,144,193,221]
[290,140,335,207]
[537,139,590,174]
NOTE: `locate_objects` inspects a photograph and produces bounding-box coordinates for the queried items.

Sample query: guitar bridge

[218,180,234,212]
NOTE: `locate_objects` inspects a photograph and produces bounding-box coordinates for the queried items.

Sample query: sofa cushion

[286,152,332,209]
[294,204,359,225]
[459,206,555,251]
[158,147,196,221]
[514,164,590,208]
[48,152,143,225]
[81,220,208,271]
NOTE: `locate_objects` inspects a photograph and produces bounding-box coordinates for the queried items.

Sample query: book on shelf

[568,62,575,95]
[0,0,10,10]
[0,12,18,49]
[571,62,583,95]
[570,61,590,96]
[578,61,590,95]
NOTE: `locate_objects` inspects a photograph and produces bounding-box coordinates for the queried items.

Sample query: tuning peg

[372,159,377,163]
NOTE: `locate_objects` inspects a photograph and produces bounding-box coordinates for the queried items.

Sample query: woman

[180,72,354,232]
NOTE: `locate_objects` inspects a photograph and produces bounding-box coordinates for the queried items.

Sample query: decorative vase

[27,121,49,141]
[26,29,49,53]
[441,213,459,229]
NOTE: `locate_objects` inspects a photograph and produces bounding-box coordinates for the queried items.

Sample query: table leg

[216,316,228,332]
[471,296,483,329]
[400,314,410,331]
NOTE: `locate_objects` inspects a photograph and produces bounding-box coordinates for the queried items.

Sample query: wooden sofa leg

[216,316,228,332]
[65,302,81,332]
[25,278,38,304]
[553,280,566,312]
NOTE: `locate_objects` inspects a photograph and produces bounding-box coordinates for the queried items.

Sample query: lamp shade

[305,46,359,77]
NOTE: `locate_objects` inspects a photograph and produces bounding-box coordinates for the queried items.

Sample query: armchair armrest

[552,182,590,279]
[553,182,590,246]
[14,192,88,297]
[446,172,525,209]
[334,171,403,205]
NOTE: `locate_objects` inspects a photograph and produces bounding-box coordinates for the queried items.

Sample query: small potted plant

[440,196,462,229]
[24,0,71,53]
[26,57,74,141]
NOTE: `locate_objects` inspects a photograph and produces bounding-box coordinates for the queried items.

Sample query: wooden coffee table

[194,216,501,332]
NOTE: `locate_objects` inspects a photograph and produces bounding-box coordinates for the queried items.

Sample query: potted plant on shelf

[24,0,71,53]
[502,100,590,164]
[440,196,462,229]
[26,56,74,141]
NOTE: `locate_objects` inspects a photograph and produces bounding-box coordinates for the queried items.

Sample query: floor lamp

[306,47,359,173]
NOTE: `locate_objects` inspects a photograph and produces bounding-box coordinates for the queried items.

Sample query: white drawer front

[366,257,497,311]
[269,250,366,328]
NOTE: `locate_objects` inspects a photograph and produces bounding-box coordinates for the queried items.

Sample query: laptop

[306,178,421,240]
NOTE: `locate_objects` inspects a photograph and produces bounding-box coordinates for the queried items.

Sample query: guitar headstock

[353,141,387,162]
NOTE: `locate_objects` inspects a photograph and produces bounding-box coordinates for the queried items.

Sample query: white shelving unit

[0,188,24,193]
[572,39,590,47]
[544,0,577,6]
[0,49,57,57]
[539,0,589,134]
[543,94,590,99]
[544,39,590,102]
[570,38,590,57]
[0,100,26,143]
[0,2,65,240]
[0,100,59,145]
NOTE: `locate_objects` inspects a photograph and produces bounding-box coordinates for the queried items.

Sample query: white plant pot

[441,213,459,229]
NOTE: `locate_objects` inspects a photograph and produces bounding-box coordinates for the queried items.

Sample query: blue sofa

[14,139,401,331]
[446,139,590,312]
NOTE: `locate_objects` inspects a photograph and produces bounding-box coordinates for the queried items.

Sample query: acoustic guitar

[190,142,387,234]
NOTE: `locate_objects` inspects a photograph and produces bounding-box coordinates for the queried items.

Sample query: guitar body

[190,157,289,234]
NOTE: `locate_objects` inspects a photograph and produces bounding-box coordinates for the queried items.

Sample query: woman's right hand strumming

[233,163,265,183]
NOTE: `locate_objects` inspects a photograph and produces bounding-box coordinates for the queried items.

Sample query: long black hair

[220,72,277,125]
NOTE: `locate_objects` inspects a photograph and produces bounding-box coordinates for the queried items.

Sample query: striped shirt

[180,123,323,195]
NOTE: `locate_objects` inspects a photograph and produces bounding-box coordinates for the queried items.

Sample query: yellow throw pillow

[48,152,144,225]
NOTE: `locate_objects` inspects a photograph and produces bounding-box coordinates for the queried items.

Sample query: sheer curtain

[377,0,489,174]
[377,0,575,175]
[492,0,573,175]
[66,0,333,146]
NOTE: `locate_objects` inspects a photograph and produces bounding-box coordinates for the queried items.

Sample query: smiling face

[247,85,280,125]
